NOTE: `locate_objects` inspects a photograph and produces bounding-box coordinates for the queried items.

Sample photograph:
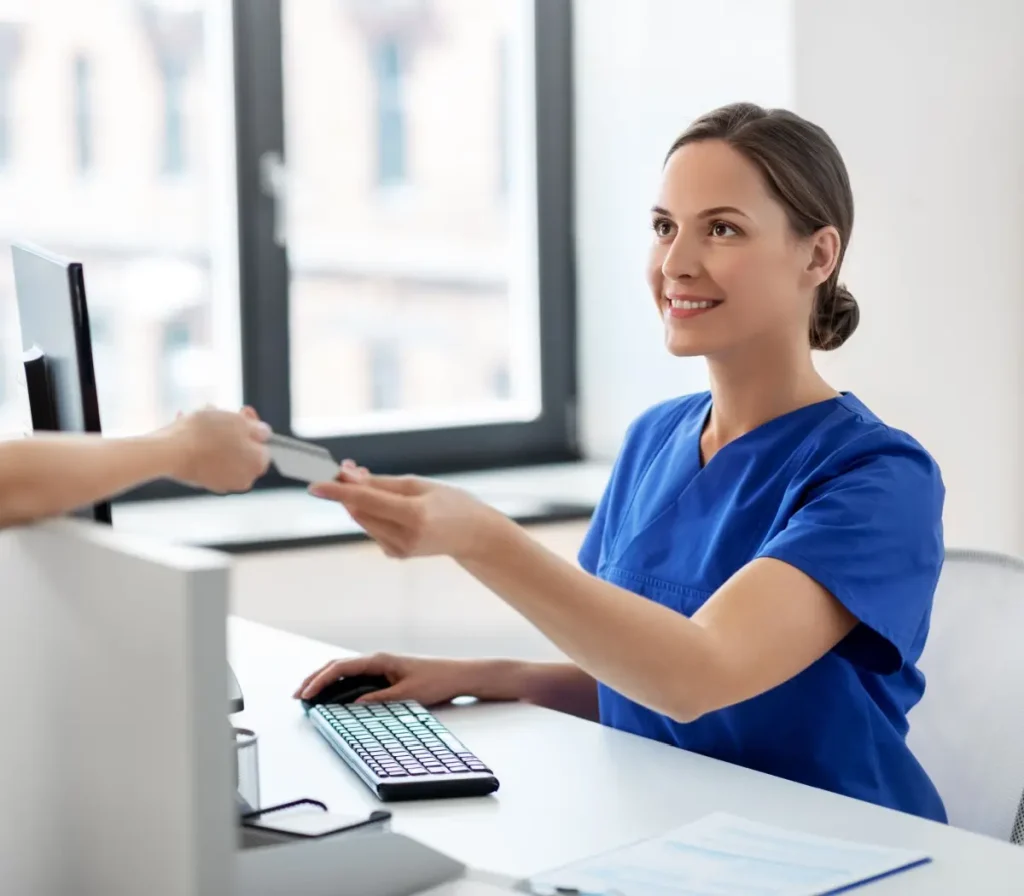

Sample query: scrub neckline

[696,391,853,471]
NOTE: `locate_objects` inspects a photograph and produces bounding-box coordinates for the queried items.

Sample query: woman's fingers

[310,480,419,525]
[295,655,384,699]
[293,659,338,698]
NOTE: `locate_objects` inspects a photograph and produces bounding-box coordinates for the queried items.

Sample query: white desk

[229,617,1024,893]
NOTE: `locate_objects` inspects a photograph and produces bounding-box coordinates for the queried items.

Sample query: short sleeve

[756,429,945,675]
[578,484,611,574]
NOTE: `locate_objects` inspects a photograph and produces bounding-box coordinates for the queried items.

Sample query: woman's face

[648,139,832,358]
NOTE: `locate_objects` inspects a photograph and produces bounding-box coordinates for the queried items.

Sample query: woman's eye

[710,220,739,238]
[653,218,673,238]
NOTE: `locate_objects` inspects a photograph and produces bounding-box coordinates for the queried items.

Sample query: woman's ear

[804,225,841,289]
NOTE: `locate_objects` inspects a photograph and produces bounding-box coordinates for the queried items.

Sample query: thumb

[308,480,350,501]
[247,419,272,440]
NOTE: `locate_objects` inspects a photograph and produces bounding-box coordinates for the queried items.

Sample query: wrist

[458,502,519,565]
[142,426,189,481]
[467,658,533,702]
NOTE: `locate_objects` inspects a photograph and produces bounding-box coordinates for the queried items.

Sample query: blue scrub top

[579,391,946,822]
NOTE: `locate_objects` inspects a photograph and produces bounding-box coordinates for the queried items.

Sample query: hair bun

[811,282,859,351]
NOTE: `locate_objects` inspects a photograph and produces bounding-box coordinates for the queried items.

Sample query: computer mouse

[301,673,392,708]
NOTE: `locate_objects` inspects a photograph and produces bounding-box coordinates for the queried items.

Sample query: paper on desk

[523,812,930,896]
[415,869,521,895]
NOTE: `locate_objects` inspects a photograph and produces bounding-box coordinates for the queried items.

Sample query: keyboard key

[431,731,465,751]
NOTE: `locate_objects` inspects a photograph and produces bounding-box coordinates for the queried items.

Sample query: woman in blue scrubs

[297,103,947,822]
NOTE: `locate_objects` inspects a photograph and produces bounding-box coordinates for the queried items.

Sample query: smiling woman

[299,103,948,825]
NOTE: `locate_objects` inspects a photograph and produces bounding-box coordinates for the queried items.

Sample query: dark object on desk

[302,683,500,802]
[302,673,393,706]
[239,797,391,847]
[229,665,245,713]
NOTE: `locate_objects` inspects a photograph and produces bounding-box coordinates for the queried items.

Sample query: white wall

[794,0,1024,553]
[575,0,1024,554]
[573,0,794,458]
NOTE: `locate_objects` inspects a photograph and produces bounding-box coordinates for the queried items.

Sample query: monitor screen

[11,242,111,524]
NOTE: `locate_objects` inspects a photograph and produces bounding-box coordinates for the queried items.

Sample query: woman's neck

[702,338,838,457]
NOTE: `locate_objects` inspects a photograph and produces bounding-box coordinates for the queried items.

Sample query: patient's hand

[164,407,271,494]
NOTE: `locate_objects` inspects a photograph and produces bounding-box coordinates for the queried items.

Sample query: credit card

[266,433,340,484]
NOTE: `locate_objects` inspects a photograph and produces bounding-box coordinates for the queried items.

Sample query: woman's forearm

[458,512,722,723]
[473,659,600,722]
[0,432,179,528]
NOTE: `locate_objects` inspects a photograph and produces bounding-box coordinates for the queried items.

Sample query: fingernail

[256,422,271,436]
[309,485,326,498]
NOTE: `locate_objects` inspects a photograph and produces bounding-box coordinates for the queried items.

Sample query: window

[0,0,575,500]
[73,54,93,174]
[159,57,187,175]
[497,35,509,195]
[0,66,12,170]
[0,22,20,173]
[373,37,406,187]
[368,339,402,411]
[266,0,575,476]
[0,1,236,452]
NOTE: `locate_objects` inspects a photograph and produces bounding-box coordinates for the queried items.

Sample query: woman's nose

[661,232,702,281]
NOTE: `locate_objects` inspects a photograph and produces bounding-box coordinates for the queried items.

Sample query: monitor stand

[229,663,244,713]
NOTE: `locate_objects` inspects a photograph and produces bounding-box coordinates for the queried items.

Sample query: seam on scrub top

[606,397,699,556]
[601,564,712,601]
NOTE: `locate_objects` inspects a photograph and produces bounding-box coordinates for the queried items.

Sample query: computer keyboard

[305,699,500,801]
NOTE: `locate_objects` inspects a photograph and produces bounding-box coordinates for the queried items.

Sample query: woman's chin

[664,331,713,358]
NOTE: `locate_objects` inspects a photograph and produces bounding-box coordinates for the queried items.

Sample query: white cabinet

[232,521,589,660]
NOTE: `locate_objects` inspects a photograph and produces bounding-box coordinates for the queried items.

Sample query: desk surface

[229,617,1024,893]
[115,462,608,553]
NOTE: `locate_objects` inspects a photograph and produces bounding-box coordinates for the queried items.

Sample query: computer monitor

[11,241,111,524]
[9,241,245,713]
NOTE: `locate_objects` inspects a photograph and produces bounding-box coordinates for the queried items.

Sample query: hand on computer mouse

[295,653,487,707]
[163,408,271,494]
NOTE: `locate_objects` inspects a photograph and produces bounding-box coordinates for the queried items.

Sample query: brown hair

[667,103,859,351]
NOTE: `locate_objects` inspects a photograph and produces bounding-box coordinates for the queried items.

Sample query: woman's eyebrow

[650,204,750,219]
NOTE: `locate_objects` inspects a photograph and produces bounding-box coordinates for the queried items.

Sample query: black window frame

[117,0,577,502]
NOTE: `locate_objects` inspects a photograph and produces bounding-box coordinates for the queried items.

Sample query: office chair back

[906,547,1024,842]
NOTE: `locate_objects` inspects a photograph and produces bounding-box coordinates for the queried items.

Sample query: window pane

[0,0,240,437]
[282,0,541,438]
